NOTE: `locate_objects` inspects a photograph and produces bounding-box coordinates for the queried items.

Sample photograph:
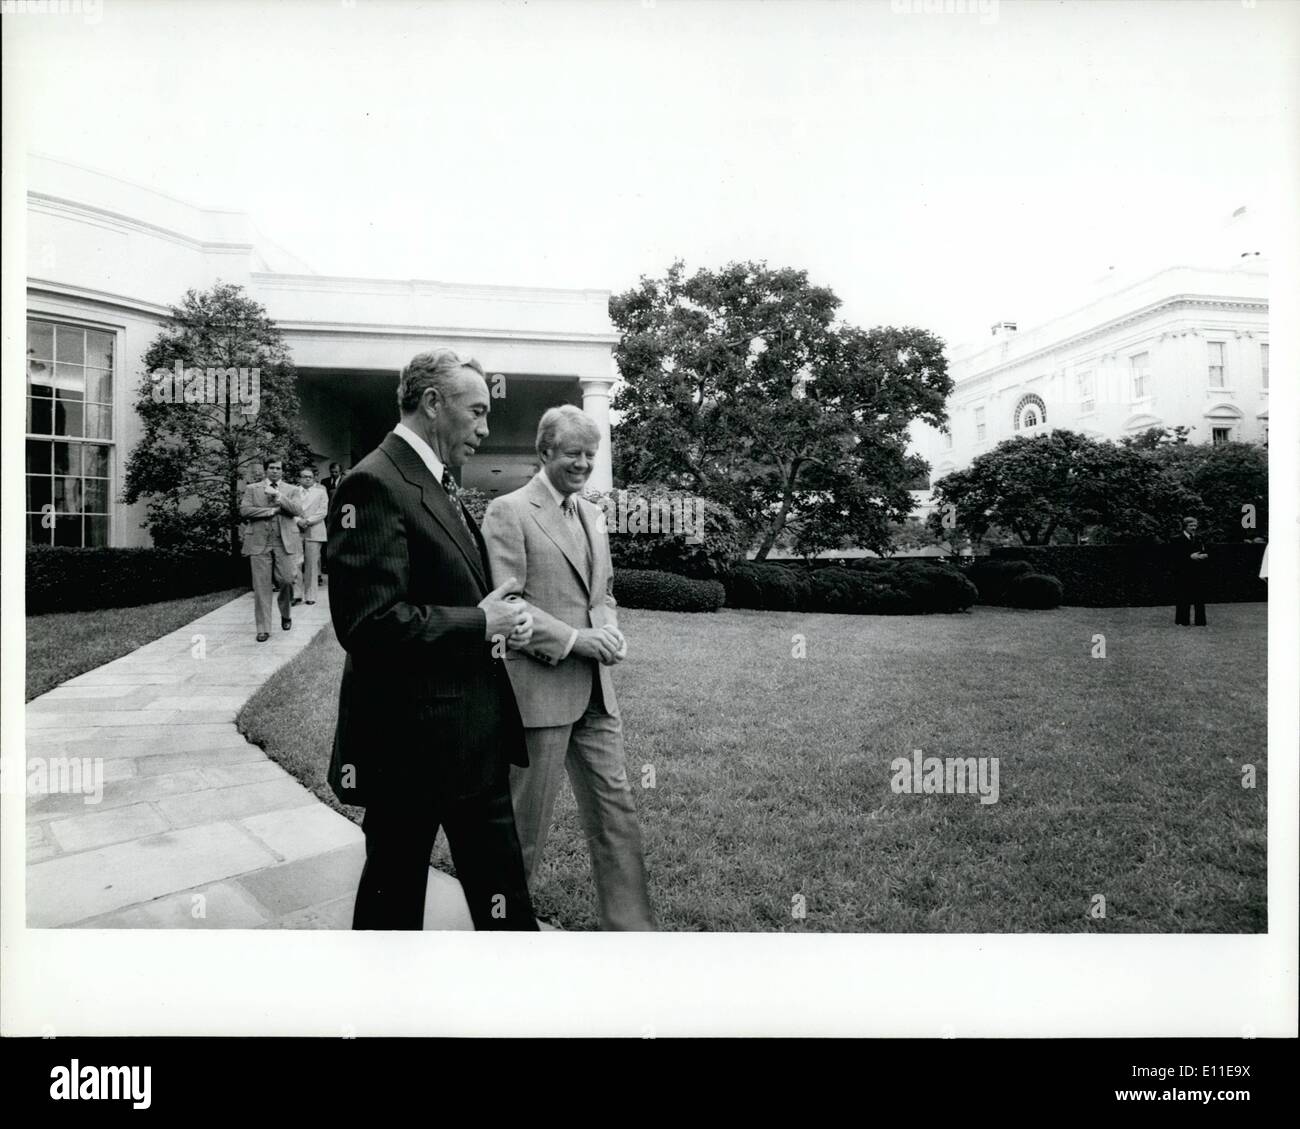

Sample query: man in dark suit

[326,348,540,930]
[1170,515,1210,627]
[319,463,344,585]
[322,461,345,500]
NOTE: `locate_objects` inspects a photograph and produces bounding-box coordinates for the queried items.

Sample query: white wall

[923,263,1269,480]
[25,155,620,547]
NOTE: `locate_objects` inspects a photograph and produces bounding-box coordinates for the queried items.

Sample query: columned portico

[23,154,624,546]
[579,376,616,493]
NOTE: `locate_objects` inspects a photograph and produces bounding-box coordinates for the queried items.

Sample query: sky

[5,0,1293,350]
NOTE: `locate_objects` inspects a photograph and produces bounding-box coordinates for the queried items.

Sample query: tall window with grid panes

[1130,352,1150,400]
[1207,341,1226,389]
[26,318,114,547]
[1076,370,1095,415]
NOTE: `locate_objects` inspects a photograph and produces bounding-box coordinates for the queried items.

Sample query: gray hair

[397,348,485,415]
[536,404,600,459]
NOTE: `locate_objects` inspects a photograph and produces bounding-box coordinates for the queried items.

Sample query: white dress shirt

[393,421,446,485]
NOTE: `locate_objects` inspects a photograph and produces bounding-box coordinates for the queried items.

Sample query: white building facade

[25,155,621,548]
[920,261,1270,485]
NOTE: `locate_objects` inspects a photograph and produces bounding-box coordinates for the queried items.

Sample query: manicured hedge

[991,543,1268,606]
[27,546,249,615]
[966,558,1035,605]
[613,568,726,612]
[723,560,978,615]
[724,563,813,611]
[1006,573,1063,609]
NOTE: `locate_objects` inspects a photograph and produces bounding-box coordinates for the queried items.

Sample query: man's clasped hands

[477,577,627,664]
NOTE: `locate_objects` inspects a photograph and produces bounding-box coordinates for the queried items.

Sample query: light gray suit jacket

[481,474,619,728]
[297,483,329,543]
[239,480,303,556]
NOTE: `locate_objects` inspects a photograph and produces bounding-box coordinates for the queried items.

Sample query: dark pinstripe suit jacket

[325,432,527,807]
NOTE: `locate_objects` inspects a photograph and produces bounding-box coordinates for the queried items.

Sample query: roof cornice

[27,281,174,320]
[250,272,612,305]
[27,191,254,257]
[950,293,1269,385]
[276,321,619,346]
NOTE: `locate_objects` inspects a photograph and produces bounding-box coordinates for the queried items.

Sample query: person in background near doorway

[320,462,345,585]
[293,465,330,605]
[239,455,303,641]
[322,461,345,500]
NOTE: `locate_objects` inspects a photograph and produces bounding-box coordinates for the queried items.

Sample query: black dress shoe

[305,600,316,605]
[292,597,303,606]
[257,633,270,643]
[282,618,292,630]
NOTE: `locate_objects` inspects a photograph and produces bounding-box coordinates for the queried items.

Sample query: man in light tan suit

[481,405,656,930]
[239,454,303,641]
[292,465,329,605]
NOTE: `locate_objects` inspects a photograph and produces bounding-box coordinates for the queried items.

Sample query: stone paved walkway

[25,589,475,930]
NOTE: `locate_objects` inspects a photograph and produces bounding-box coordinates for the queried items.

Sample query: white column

[579,376,615,492]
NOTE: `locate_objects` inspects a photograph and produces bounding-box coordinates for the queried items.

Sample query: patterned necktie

[440,468,474,538]
[562,496,592,578]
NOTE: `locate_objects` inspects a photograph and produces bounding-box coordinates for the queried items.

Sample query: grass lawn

[237,603,1266,932]
[26,588,248,701]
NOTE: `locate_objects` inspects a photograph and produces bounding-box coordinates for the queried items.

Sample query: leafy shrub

[723,559,976,614]
[613,568,726,612]
[722,563,814,611]
[897,560,981,612]
[27,546,247,614]
[1005,572,1063,609]
[966,557,1035,604]
[144,499,239,555]
[807,568,913,614]
[590,487,748,579]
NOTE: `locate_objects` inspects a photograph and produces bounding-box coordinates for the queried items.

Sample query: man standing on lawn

[292,465,329,605]
[239,455,304,642]
[1170,515,1210,627]
[481,404,656,930]
[326,347,540,931]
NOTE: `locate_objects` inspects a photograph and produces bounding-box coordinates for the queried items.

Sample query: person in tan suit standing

[481,404,656,930]
[239,455,303,641]
[292,465,329,605]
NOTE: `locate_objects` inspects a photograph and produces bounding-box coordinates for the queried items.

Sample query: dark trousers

[353,775,539,931]
[1174,585,1207,626]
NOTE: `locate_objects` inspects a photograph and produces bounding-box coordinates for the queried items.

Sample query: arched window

[1014,394,1047,431]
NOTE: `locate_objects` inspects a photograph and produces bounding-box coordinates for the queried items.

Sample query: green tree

[609,261,951,558]
[928,430,1196,546]
[121,283,314,555]
[1142,438,1268,541]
